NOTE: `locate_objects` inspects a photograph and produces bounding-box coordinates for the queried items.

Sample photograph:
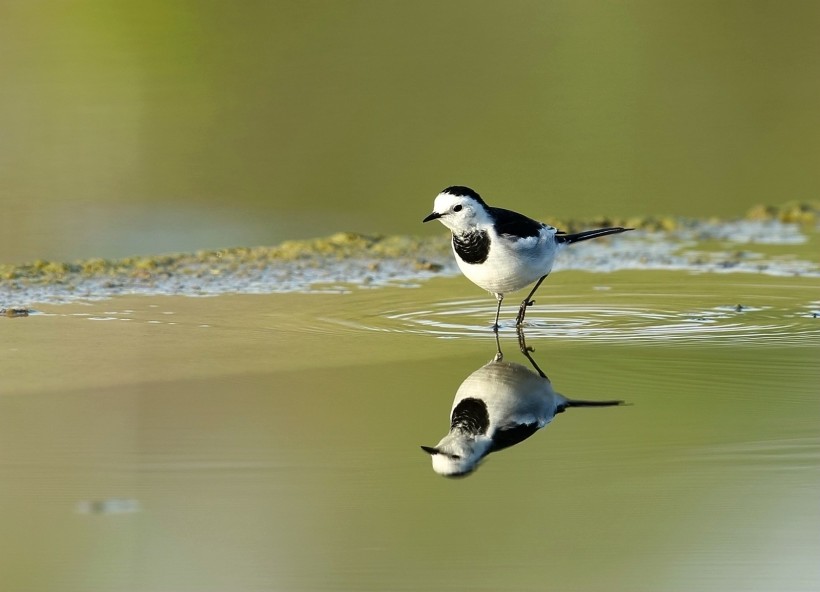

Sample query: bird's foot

[516,326,533,354]
[515,299,534,326]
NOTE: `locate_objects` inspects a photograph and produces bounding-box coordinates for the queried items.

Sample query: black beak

[420,445,440,455]
[422,211,442,223]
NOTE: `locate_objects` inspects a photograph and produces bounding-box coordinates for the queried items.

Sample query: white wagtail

[423,186,633,328]
[421,330,624,477]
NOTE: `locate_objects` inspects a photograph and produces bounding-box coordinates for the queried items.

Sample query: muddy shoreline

[2,205,818,306]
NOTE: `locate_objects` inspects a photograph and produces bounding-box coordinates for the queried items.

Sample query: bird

[420,330,624,477]
[422,185,633,329]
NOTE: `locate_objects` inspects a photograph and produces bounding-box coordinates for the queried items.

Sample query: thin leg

[492,293,504,331]
[492,329,503,362]
[515,274,548,326]
[516,327,548,379]
[516,325,531,353]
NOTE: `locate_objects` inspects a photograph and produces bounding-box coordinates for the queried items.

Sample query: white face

[423,433,492,477]
[427,442,482,477]
[427,192,491,233]
[430,451,478,477]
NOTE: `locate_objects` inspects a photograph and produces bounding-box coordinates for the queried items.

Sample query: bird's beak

[422,211,442,223]
[420,445,440,455]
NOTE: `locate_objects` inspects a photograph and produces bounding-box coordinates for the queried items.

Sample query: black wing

[489,422,541,452]
[488,207,543,239]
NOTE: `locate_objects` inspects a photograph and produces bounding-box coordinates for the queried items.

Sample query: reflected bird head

[420,436,488,478]
[420,394,495,477]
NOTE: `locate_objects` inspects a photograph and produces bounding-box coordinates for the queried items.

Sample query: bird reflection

[421,329,624,477]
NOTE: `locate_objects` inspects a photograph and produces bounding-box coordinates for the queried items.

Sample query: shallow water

[1,271,818,591]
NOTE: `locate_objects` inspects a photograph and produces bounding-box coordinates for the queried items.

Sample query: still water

[1,272,818,591]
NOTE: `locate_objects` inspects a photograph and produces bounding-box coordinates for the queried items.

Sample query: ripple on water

[325,298,820,346]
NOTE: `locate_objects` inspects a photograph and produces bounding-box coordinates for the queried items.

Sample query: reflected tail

[563,399,625,408]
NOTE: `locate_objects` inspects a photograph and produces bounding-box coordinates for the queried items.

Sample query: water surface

[1,271,818,591]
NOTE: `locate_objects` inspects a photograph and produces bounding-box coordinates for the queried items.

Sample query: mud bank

[2,205,818,306]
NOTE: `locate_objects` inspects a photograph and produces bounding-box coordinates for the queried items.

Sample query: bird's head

[423,186,491,233]
[420,432,490,478]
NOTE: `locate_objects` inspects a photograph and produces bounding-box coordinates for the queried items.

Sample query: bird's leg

[516,325,531,353]
[492,293,504,331]
[516,274,548,326]
[493,329,503,362]
[517,327,548,379]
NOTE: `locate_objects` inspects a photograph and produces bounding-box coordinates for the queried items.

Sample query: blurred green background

[2,0,819,263]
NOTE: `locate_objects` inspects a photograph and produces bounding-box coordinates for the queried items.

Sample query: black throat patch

[452,230,491,264]
[450,397,490,435]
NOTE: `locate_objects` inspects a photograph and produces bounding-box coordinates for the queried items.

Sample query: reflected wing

[490,422,540,452]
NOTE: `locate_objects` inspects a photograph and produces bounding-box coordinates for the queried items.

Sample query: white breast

[454,227,560,295]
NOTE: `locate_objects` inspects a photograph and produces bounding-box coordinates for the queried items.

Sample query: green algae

[0,232,442,283]
[3,204,816,283]
[1,204,818,307]
[745,200,820,224]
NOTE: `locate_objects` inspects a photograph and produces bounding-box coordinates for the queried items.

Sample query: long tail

[555,227,632,245]
[563,399,625,408]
